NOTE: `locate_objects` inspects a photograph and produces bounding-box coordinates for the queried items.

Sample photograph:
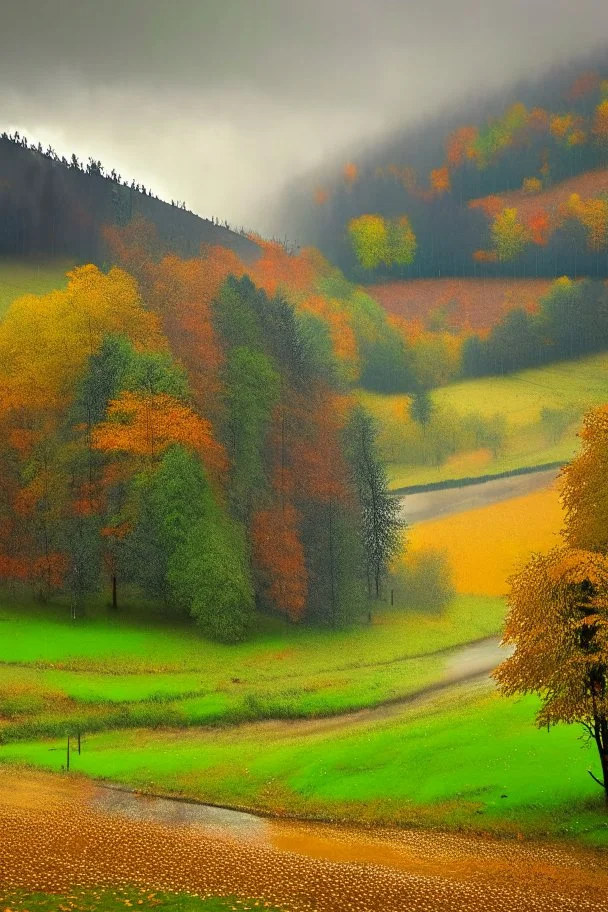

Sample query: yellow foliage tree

[491,208,531,262]
[347,214,387,270]
[496,405,608,803]
[0,265,160,414]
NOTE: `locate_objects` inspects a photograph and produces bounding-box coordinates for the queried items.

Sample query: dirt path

[399,466,559,524]
[0,768,606,911]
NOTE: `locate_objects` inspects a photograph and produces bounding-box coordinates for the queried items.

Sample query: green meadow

[4,683,608,846]
[362,352,608,489]
[2,595,608,845]
[0,594,503,742]
[0,888,282,912]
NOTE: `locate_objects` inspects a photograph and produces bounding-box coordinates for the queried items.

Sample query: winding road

[2,467,582,911]
[397,466,559,525]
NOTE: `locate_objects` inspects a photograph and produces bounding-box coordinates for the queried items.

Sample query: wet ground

[399,467,559,525]
[1,768,606,911]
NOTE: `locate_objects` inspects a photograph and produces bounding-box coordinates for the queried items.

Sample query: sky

[1,0,607,233]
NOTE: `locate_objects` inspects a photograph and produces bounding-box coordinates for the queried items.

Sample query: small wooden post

[77,730,81,755]
[391,589,394,607]
[66,735,70,772]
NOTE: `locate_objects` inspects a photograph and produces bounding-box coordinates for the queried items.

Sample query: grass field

[0,258,74,317]
[363,352,608,488]
[0,888,277,912]
[407,484,564,595]
[3,683,607,845]
[0,593,504,743]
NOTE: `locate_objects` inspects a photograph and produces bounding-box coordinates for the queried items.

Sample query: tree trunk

[112,574,118,611]
[590,712,608,807]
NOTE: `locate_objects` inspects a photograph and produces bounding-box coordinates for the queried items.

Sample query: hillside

[0,134,259,264]
[367,277,553,331]
[275,56,608,282]
[363,350,608,489]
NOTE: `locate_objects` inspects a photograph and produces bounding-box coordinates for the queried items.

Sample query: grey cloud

[0,1,607,230]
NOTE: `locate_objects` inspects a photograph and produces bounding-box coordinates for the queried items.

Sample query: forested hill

[274,53,608,282]
[0,134,259,264]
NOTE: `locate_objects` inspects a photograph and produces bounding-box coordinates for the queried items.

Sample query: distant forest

[0,133,259,264]
[278,55,608,281]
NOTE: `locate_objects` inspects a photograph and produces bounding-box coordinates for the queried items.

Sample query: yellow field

[406,485,564,596]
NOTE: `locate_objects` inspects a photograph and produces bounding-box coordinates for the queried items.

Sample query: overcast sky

[1,0,607,232]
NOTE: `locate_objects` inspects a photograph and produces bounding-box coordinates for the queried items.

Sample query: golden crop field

[405,484,564,596]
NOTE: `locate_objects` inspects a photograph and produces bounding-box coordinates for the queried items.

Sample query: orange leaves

[287,392,351,505]
[473,249,499,263]
[92,391,227,478]
[144,247,245,424]
[429,166,451,195]
[592,100,608,149]
[550,114,575,141]
[343,162,359,186]
[0,555,29,582]
[566,71,599,101]
[251,503,308,621]
[248,237,318,299]
[445,126,478,168]
[522,177,543,195]
[561,404,608,553]
[525,209,551,247]
[469,195,505,220]
[314,186,329,205]
[563,193,608,251]
[300,295,360,378]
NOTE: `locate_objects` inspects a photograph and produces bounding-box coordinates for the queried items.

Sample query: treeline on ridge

[0,132,258,264]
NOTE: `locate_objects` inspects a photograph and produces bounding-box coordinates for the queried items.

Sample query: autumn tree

[491,208,531,262]
[495,405,608,803]
[561,405,608,554]
[251,501,308,621]
[494,548,608,804]
[347,214,387,270]
[348,214,417,271]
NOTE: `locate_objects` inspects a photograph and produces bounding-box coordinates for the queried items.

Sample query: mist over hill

[272,49,608,281]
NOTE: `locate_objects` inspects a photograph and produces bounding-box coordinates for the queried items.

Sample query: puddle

[93,786,268,841]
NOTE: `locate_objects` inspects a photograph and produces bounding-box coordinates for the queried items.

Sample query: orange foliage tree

[251,501,308,621]
[92,391,226,480]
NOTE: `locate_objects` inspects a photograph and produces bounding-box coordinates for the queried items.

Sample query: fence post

[66,735,70,772]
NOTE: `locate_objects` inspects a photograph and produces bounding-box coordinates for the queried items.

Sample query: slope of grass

[407,484,564,596]
[363,351,608,489]
[0,257,74,317]
[0,594,503,674]
[0,594,504,742]
[4,684,607,846]
[0,888,282,912]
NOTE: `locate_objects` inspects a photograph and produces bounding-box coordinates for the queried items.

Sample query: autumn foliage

[0,224,401,633]
[496,405,608,801]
